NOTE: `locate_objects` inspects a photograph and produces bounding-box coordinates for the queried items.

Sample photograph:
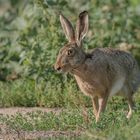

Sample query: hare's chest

[74,75,98,97]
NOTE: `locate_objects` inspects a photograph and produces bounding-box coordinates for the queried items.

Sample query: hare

[54,11,140,122]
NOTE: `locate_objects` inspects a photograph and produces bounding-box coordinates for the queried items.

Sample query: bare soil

[0,107,62,116]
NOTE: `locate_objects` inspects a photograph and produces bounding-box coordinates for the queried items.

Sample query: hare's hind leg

[126,95,135,119]
[123,85,135,119]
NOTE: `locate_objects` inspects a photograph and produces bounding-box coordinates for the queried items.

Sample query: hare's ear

[60,13,75,42]
[76,11,88,46]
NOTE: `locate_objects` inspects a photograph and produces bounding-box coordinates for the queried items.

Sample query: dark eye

[67,49,74,56]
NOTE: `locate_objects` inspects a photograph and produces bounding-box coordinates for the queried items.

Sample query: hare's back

[90,48,137,74]
[90,48,140,93]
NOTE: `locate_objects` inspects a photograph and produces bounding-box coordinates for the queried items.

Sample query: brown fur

[54,11,140,122]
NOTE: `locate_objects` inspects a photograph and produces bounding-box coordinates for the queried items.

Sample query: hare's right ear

[76,11,88,46]
[60,13,75,42]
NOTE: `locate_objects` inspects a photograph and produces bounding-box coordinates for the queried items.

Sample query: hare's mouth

[55,64,72,73]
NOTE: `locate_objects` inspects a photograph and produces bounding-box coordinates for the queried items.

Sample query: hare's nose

[54,64,61,71]
[56,67,61,71]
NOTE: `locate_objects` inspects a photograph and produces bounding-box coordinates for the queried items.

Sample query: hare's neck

[71,63,85,75]
[72,63,91,89]
[71,61,88,81]
[71,53,91,74]
[71,53,93,81]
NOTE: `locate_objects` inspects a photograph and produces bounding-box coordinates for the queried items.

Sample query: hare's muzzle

[56,66,61,71]
[54,63,61,71]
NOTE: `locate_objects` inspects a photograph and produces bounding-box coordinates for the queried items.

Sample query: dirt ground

[0,107,62,116]
[0,108,82,140]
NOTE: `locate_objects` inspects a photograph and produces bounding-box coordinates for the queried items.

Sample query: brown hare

[54,11,140,122]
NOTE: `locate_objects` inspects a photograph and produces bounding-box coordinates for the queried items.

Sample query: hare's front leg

[96,96,108,122]
[92,96,99,119]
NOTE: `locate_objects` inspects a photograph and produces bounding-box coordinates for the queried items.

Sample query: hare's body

[72,48,140,98]
[54,11,140,122]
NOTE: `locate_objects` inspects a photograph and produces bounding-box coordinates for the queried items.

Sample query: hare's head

[54,11,89,72]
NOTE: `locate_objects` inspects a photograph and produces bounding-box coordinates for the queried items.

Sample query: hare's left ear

[76,11,88,46]
[60,13,75,42]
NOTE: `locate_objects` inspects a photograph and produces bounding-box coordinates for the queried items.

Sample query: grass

[0,79,91,108]
[0,79,140,139]
[0,94,140,140]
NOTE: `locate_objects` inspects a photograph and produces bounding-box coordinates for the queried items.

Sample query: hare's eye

[67,49,74,56]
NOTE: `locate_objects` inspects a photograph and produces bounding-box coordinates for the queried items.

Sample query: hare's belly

[75,75,126,97]
[109,77,125,96]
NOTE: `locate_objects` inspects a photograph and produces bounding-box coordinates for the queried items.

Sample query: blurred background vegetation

[0,0,140,107]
